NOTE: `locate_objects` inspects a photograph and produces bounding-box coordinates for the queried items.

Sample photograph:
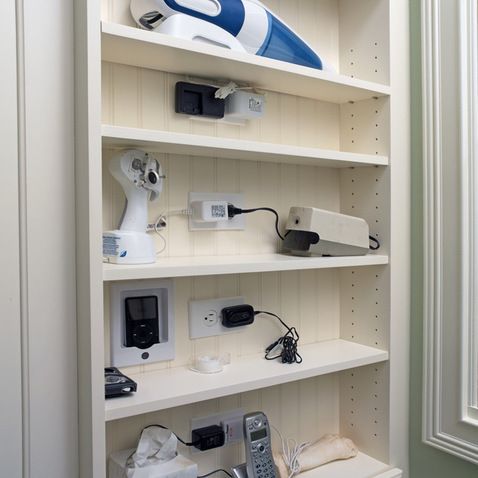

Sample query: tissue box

[109,450,198,478]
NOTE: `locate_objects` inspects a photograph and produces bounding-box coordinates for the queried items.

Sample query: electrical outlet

[191,409,244,452]
[189,297,246,339]
[188,192,245,231]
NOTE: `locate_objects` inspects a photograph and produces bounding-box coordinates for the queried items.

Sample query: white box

[225,90,265,121]
[109,450,198,478]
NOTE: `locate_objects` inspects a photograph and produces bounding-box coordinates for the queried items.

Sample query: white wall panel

[0,2,23,476]
[22,0,78,476]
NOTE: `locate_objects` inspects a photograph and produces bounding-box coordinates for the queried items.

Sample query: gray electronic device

[243,412,277,478]
[110,279,175,367]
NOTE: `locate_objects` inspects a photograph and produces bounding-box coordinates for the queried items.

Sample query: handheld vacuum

[130,0,326,70]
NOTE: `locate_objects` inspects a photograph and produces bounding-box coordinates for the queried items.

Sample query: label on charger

[211,204,227,218]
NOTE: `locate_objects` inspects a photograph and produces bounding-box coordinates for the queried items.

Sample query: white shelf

[102,125,388,168]
[301,452,402,478]
[105,339,388,421]
[103,253,389,281]
[101,22,391,104]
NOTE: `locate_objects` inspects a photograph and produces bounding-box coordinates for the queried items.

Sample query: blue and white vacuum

[130,0,327,70]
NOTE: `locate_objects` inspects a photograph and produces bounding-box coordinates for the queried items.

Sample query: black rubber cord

[369,235,380,250]
[142,424,199,447]
[255,311,302,364]
[198,470,233,478]
[228,205,285,240]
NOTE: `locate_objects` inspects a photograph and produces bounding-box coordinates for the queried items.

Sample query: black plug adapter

[191,425,225,451]
[222,304,255,328]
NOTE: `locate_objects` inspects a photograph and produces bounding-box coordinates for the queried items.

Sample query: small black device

[191,425,225,451]
[175,82,225,118]
[222,304,255,328]
[244,412,277,478]
[124,295,160,350]
[105,367,137,398]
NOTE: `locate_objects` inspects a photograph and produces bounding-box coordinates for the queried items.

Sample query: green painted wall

[409,0,478,476]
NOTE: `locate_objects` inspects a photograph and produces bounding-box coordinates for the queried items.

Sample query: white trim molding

[460,0,478,419]
[422,0,478,464]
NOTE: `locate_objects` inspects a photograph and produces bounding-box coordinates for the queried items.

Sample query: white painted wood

[103,254,389,281]
[101,22,390,104]
[0,2,23,476]
[102,125,389,167]
[422,0,478,465]
[460,0,478,419]
[105,339,388,421]
[386,0,411,474]
[18,0,79,476]
[300,452,400,478]
[339,0,390,86]
[75,1,107,477]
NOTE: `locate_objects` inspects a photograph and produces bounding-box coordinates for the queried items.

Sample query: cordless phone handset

[243,412,277,478]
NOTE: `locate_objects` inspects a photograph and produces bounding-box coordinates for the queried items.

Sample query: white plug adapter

[222,415,244,444]
[191,200,229,223]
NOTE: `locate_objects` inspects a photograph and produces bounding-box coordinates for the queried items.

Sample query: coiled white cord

[272,426,311,478]
[149,209,192,256]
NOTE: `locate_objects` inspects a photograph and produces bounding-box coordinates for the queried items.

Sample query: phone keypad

[252,441,275,478]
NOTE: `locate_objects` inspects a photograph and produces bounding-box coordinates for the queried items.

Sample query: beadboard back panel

[101,62,342,150]
[105,364,388,469]
[102,147,343,257]
[104,269,341,373]
[105,374,341,468]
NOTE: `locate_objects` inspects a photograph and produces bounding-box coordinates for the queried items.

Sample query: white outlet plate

[189,296,246,339]
[188,192,245,231]
[191,408,244,452]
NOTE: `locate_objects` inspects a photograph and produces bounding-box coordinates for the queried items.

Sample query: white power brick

[188,192,245,231]
[191,200,228,222]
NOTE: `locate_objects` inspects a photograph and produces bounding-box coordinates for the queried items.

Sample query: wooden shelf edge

[299,453,401,478]
[105,340,388,421]
[102,125,389,168]
[101,22,391,103]
[103,254,389,281]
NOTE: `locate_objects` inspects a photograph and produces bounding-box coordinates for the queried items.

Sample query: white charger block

[225,90,265,121]
[190,200,228,223]
[109,450,197,478]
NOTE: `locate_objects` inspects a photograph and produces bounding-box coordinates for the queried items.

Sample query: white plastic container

[225,90,265,121]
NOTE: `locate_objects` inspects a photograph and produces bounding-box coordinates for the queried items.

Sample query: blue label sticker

[120,250,127,257]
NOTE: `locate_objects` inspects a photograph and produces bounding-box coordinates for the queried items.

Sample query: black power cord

[142,424,200,447]
[228,205,285,241]
[255,310,302,364]
[198,470,233,478]
[369,235,380,250]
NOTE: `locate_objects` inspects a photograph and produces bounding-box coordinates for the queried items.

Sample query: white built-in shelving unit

[75,1,410,477]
